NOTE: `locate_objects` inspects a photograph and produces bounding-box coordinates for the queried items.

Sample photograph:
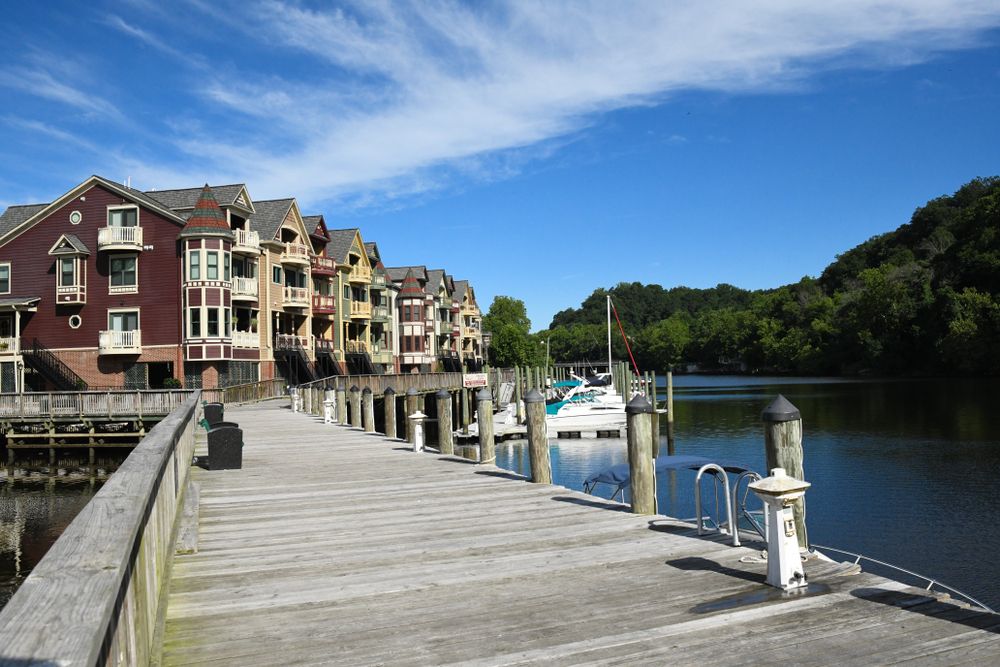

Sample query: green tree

[483,296,540,367]
[636,314,691,371]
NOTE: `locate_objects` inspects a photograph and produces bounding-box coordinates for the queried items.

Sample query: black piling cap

[476,387,493,402]
[436,388,450,399]
[762,395,801,422]
[350,385,360,393]
[362,386,372,394]
[384,386,396,396]
[524,388,544,403]
[626,395,653,415]
[406,387,418,396]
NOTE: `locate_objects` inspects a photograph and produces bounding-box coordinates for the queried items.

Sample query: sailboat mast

[606,294,612,378]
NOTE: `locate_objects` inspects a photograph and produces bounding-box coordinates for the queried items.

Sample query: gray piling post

[336,383,348,425]
[405,388,419,443]
[350,385,362,428]
[666,369,675,455]
[383,387,397,439]
[461,387,470,434]
[514,367,524,424]
[763,395,808,549]
[524,389,551,484]
[476,387,495,465]
[362,387,375,433]
[436,389,454,456]
[626,395,655,515]
[650,408,660,458]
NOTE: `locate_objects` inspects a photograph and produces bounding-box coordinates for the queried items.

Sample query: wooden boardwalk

[161,400,1000,666]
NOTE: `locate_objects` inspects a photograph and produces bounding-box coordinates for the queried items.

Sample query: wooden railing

[350,301,371,318]
[0,389,192,418]
[232,276,258,299]
[201,378,287,404]
[280,242,311,265]
[232,330,259,348]
[0,336,19,354]
[298,371,464,395]
[283,286,309,307]
[97,225,143,250]
[99,329,142,354]
[0,392,200,665]
[233,229,260,253]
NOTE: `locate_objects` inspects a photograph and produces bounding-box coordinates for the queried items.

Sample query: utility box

[207,425,244,470]
[748,467,810,590]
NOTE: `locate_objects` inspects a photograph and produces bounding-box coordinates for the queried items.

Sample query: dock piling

[762,395,808,549]
[405,388,419,443]
[336,383,348,425]
[383,387,397,439]
[476,387,495,464]
[626,395,655,515]
[362,387,375,433]
[350,386,362,429]
[524,389,551,484]
[436,389,454,456]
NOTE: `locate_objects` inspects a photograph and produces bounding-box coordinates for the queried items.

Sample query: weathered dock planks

[160,400,1000,666]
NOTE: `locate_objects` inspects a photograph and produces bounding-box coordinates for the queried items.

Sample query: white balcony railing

[350,300,371,318]
[274,333,310,350]
[310,255,336,273]
[280,242,311,266]
[233,229,260,254]
[232,276,258,299]
[232,330,259,348]
[349,265,372,283]
[97,226,143,251]
[346,340,369,354]
[313,337,335,353]
[283,286,309,307]
[312,294,336,312]
[371,305,389,320]
[0,337,19,354]
[99,329,141,354]
[371,274,386,286]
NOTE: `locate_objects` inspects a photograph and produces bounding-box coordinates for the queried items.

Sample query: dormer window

[48,234,89,304]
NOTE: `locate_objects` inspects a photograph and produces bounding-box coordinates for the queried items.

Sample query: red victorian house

[0,175,260,391]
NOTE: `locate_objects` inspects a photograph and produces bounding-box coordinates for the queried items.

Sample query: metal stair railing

[24,339,88,391]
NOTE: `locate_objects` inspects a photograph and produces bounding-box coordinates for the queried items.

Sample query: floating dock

[161,400,1000,665]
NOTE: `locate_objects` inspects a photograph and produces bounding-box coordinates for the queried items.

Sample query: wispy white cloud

[0,63,121,119]
[119,0,1000,205]
[102,14,204,67]
[2,116,101,152]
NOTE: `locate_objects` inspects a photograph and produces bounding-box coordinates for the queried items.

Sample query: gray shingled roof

[453,280,469,302]
[386,266,427,285]
[0,204,47,240]
[250,199,295,243]
[144,184,248,211]
[426,269,446,295]
[94,176,187,225]
[49,233,91,255]
[326,229,361,264]
[364,241,381,262]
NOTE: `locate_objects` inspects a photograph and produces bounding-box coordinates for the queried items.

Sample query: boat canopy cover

[553,380,580,388]
[584,454,753,491]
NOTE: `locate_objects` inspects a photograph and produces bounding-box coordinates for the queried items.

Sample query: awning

[0,297,41,311]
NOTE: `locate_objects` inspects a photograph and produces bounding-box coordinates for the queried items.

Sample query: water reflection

[496,376,1000,610]
[0,469,108,608]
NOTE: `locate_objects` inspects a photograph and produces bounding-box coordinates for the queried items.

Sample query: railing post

[476,387,495,465]
[763,395,808,549]
[383,387,397,438]
[436,389,453,456]
[336,382,348,425]
[524,389,551,484]
[626,395,655,515]
[362,387,375,433]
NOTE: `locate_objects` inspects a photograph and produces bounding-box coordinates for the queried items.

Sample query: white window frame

[107,308,140,332]
[109,254,138,294]
[188,250,201,281]
[206,251,219,281]
[107,205,139,227]
[58,257,78,287]
[188,307,202,338]
[0,262,10,295]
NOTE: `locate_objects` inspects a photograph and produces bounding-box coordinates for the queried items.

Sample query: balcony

[280,242,311,267]
[349,300,371,319]
[463,326,481,338]
[310,255,336,275]
[346,340,369,354]
[232,229,260,255]
[283,286,309,308]
[232,330,259,348]
[312,294,336,314]
[313,337,336,355]
[371,274,386,287]
[99,330,141,355]
[232,276,258,301]
[371,305,390,320]
[348,264,372,284]
[274,333,309,351]
[0,337,19,355]
[97,226,143,252]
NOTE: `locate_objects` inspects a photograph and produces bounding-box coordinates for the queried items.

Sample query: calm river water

[495,376,1000,610]
[0,472,105,608]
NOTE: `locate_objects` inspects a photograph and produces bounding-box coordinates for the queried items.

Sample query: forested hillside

[544,176,1000,375]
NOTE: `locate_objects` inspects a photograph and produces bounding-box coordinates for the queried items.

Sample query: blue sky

[2,2,999,330]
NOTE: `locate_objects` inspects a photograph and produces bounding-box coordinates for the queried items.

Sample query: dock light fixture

[408,411,427,452]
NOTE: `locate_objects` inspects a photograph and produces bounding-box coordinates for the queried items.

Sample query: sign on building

[463,373,488,388]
